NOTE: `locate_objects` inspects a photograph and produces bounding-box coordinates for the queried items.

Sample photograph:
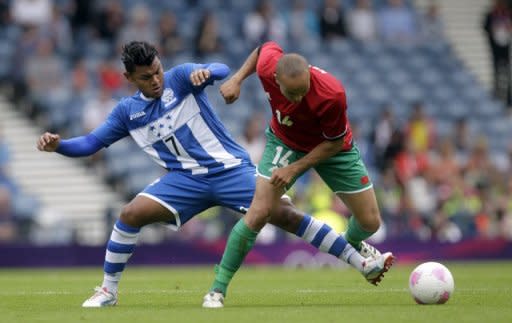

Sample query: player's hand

[190,69,211,86]
[219,77,241,104]
[269,166,297,189]
[37,132,61,152]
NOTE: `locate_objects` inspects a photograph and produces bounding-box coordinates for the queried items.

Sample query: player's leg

[315,144,385,258]
[337,188,381,254]
[205,137,368,308]
[213,164,368,278]
[84,172,210,307]
[82,195,173,307]
[207,176,281,298]
[270,198,366,268]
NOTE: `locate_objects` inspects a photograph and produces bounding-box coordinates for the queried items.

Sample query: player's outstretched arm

[220,46,260,104]
[36,133,105,157]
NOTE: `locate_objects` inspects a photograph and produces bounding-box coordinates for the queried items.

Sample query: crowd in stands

[0,0,511,245]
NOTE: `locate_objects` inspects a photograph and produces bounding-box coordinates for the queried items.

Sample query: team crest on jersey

[162,88,176,106]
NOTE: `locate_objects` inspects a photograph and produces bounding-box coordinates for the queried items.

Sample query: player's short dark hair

[121,41,159,73]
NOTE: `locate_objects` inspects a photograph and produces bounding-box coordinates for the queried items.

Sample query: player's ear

[123,71,133,83]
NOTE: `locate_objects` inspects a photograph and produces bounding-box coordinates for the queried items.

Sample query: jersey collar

[139,92,155,101]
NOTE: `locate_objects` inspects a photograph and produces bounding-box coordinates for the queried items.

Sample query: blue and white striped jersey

[92,63,252,175]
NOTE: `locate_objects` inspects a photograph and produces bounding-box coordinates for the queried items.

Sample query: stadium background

[0,0,511,266]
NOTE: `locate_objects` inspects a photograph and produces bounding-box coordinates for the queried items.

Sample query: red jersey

[256,42,353,152]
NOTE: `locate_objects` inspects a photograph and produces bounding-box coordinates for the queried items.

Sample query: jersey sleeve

[91,101,129,146]
[318,93,348,140]
[170,63,230,96]
[256,42,284,80]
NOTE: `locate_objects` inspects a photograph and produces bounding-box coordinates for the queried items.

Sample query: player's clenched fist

[190,69,211,86]
[37,132,60,152]
[219,77,241,104]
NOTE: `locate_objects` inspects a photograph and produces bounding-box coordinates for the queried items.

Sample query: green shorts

[257,128,373,193]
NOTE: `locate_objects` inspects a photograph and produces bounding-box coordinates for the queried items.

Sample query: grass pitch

[0,261,510,323]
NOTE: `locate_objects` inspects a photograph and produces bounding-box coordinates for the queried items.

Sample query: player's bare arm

[270,137,344,188]
[190,68,211,86]
[220,46,260,104]
[37,132,61,152]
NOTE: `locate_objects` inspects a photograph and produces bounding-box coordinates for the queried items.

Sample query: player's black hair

[121,41,159,73]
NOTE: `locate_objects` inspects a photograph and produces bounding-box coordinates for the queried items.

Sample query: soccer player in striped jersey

[203,42,395,308]
[37,41,386,308]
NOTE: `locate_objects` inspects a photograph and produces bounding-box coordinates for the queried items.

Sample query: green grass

[0,262,511,323]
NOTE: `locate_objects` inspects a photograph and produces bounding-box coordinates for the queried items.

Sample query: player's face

[125,57,164,98]
[275,71,310,103]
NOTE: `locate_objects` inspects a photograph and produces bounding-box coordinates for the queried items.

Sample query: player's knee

[359,206,381,233]
[119,204,143,228]
[245,204,273,229]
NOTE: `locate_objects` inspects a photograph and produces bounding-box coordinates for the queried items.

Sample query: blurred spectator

[463,136,501,189]
[419,1,445,42]
[118,4,157,50]
[0,186,17,243]
[452,117,471,163]
[42,5,73,56]
[0,126,11,178]
[347,0,377,42]
[193,11,223,58]
[94,0,124,43]
[404,101,436,153]
[375,166,405,238]
[70,58,90,94]
[377,0,418,43]
[371,105,396,171]
[394,133,432,204]
[243,0,287,48]
[82,88,115,133]
[0,0,9,26]
[393,135,430,187]
[497,176,512,239]
[158,12,184,58]
[24,38,67,117]
[237,114,266,164]
[66,0,93,41]
[81,87,116,167]
[285,0,319,45]
[318,0,347,42]
[98,59,123,94]
[10,0,52,28]
[429,137,462,190]
[483,0,512,105]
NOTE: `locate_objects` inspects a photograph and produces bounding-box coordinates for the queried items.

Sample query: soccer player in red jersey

[203,42,395,307]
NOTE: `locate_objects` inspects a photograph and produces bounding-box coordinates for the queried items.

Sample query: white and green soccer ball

[409,261,455,304]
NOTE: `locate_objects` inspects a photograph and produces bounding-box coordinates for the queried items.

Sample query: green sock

[210,219,258,296]
[345,216,374,251]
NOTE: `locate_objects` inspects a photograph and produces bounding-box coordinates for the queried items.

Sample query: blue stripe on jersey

[107,240,135,254]
[151,140,185,171]
[328,237,347,257]
[311,224,331,248]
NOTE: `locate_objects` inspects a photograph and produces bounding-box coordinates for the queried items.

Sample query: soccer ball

[409,262,454,304]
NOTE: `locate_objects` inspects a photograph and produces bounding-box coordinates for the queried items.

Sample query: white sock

[341,244,365,272]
